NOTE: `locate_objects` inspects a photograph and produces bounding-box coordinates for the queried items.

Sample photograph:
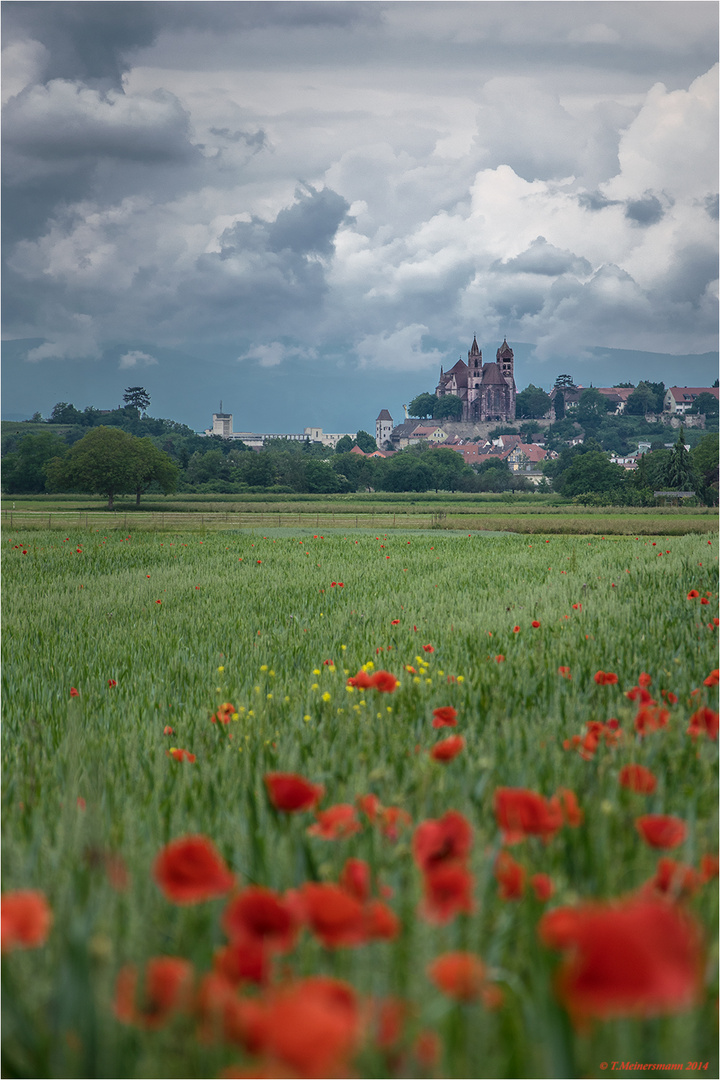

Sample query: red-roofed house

[664,386,719,415]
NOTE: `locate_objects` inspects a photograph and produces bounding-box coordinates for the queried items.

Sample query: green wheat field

[2,525,718,1079]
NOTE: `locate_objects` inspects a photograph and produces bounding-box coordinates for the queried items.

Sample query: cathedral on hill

[436,336,516,422]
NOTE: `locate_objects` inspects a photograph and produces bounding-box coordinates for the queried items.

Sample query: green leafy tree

[665,426,693,490]
[408,393,439,418]
[426,447,469,491]
[334,435,354,454]
[516,384,551,419]
[2,432,68,494]
[556,451,627,498]
[49,402,84,425]
[45,426,140,509]
[554,374,576,390]
[553,390,565,420]
[433,395,463,421]
[625,383,658,416]
[355,429,378,453]
[305,460,344,493]
[689,392,719,418]
[131,437,179,506]
[123,387,151,414]
[577,388,609,428]
[691,434,719,505]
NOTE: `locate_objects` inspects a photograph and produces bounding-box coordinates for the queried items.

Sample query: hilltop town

[2,337,718,503]
[197,336,718,492]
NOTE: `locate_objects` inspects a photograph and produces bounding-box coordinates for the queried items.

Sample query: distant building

[436,337,516,423]
[376,409,394,447]
[203,410,354,448]
[211,408,233,438]
[663,386,719,415]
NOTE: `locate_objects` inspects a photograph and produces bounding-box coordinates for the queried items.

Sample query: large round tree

[46,426,176,510]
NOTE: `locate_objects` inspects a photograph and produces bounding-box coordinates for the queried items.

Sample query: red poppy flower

[494,851,525,900]
[594,671,619,685]
[153,835,235,904]
[364,899,400,941]
[619,764,657,794]
[347,670,374,689]
[431,706,458,728]
[297,883,367,948]
[494,787,564,844]
[168,748,196,763]
[113,956,194,1029]
[420,862,475,924]
[513,625,520,633]
[430,735,465,762]
[264,773,325,813]
[422,644,434,653]
[538,897,704,1020]
[428,952,486,1001]
[555,788,583,827]
[108,679,117,688]
[222,887,298,954]
[700,854,719,881]
[530,873,554,902]
[163,725,174,735]
[356,793,382,822]
[413,811,472,872]
[634,705,670,736]
[558,666,571,679]
[339,858,371,903]
[1,890,52,952]
[212,702,236,725]
[253,977,361,1079]
[687,707,719,740]
[636,815,687,849]
[704,669,719,687]
[213,937,270,986]
[643,858,701,901]
[495,654,505,662]
[380,806,412,841]
[687,589,700,599]
[307,804,362,840]
[391,619,400,625]
[638,672,652,687]
[70,687,80,697]
[531,620,541,628]
[626,684,656,705]
[371,670,399,693]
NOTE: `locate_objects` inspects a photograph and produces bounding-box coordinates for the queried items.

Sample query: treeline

[1,424,536,500]
[543,431,718,506]
[2,396,718,504]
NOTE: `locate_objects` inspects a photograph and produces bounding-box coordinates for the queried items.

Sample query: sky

[2,1,718,431]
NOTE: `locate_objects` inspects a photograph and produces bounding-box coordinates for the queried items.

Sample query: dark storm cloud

[704,193,719,220]
[2,2,161,89]
[4,82,195,164]
[624,193,665,225]
[493,237,592,277]
[2,2,381,89]
[267,186,351,257]
[578,191,622,211]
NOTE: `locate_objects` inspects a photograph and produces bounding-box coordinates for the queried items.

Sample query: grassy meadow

[2,525,718,1079]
